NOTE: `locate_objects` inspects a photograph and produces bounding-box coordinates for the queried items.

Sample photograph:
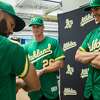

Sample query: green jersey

[0,36,29,100]
[24,36,65,100]
[79,26,100,100]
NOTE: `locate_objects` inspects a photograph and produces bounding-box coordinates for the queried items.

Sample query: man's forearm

[75,50,98,64]
[91,54,100,68]
[42,60,64,73]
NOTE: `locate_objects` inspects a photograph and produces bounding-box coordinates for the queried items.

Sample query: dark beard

[0,18,9,37]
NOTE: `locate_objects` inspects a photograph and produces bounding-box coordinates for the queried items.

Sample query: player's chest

[28,43,54,58]
[88,33,100,52]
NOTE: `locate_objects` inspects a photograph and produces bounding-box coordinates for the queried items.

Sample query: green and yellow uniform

[79,26,100,100]
[0,1,28,100]
[0,36,29,100]
[24,36,65,100]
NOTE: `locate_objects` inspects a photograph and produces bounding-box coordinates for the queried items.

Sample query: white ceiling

[4,0,62,16]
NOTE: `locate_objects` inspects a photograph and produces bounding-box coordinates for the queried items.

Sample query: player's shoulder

[90,26,100,34]
[8,39,24,53]
[9,39,21,45]
[8,39,21,48]
[0,36,20,47]
[94,26,100,32]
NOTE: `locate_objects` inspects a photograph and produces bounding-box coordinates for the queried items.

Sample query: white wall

[62,0,89,12]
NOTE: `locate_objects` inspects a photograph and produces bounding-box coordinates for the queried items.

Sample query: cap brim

[29,23,43,27]
[84,4,91,11]
[84,7,91,11]
[13,15,25,32]
[1,10,25,32]
[84,4,100,11]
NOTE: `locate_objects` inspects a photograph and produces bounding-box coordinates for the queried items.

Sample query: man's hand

[36,69,45,77]
[16,77,26,93]
[75,49,98,64]
[91,53,100,69]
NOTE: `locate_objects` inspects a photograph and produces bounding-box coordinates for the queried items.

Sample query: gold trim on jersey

[55,55,65,61]
[19,57,29,78]
[9,39,21,45]
[88,39,100,52]
[30,52,52,63]
[79,47,86,52]
[29,44,52,63]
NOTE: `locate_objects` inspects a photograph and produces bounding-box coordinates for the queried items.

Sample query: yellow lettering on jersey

[88,39,100,52]
[29,44,52,62]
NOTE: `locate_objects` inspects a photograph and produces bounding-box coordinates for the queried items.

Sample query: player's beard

[0,18,12,37]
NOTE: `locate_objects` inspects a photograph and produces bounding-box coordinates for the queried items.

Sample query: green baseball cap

[85,0,100,11]
[29,16,44,27]
[0,1,25,32]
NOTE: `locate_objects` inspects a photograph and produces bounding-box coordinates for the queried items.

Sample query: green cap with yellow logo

[0,1,25,32]
[29,16,44,27]
[85,0,100,11]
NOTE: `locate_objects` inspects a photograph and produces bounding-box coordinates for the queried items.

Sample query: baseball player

[24,16,65,100]
[75,0,100,100]
[0,1,40,100]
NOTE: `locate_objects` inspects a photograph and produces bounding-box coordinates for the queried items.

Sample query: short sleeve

[79,32,92,52]
[22,43,29,54]
[53,40,65,61]
[12,45,29,78]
